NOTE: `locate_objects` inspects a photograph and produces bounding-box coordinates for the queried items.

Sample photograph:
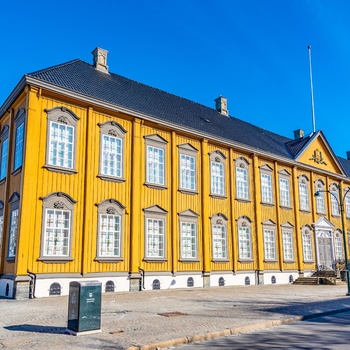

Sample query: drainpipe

[138,267,145,290]
[27,270,36,299]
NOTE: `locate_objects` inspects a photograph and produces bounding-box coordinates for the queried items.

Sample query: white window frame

[334,230,343,262]
[263,220,276,260]
[211,213,228,260]
[13,109,26,171]
[237,216,253,260]
[179,209,199,260]
[281,222,294,261]
[98,121,127,182]
[7,193,20,259]
[39,192,76,261]
[210,151,226,197]
[298,175,310,211]
[235,157,250,200]
[96,199,125,261]
[144,205,167,260]
[0,125,9,181]
[145,134,168,188]
[278,170,291,208]
[330,183,340,216]
[302,227,313,262]
[260,165,273,204]
[315,179,326,214]
[178,143,198,193]
[345,188,350,218]
[44,107,79,174]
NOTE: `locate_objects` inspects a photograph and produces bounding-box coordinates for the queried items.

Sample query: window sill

[144,183,168,190]
[5,257,15,263]
[264,259,278,263]
[331,214,341,218]
[280,205,292,210]
[97,174,126,183]
[235,197,251,203]
[0,178,6,185]
[299,209,311,214]
[283,260,296,263]
[303,260,314,264]
[238,258,254,263]
[95,257,124,262]
[11,166,22,176]
[37,257,74,263]
[179,258,200,263]
[212,258,230,263]
[261,202,274,206]
[210,194,227,200]
[143,258,167,262]
[43,165,78,174]
[316,212,326,216]
[178,189,198,195]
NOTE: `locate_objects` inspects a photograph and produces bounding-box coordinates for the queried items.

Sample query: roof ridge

[27,59,82,77]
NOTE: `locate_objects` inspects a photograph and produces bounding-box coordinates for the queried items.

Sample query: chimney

[215,96,229,116]
[347,151,350,160]
[293,129,304,140]
[92,47,109,73]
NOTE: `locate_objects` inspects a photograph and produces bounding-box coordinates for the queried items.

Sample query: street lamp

[315,184,350,296]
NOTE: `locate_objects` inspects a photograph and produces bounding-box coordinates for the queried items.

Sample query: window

[330,183,340,216]
[98,121,127,181]
[345,189,350,218]
[282,223,294,261]
[211,213,228,259]
[315,180,326,214]
[298,175,310,211]
[210,151,226,197]
[263,220,276,260]
[97,199,125,260]
[237,216,252,260]
[45,107,79,173]
[144,205,167,259]
[260,165,273,204]
[13,109,25,171]
[39,192,76,260]
[235,157,249,200]
[7,193,20,259]
[279,170,291,207]
[179,209,198,260]
[0,125,9,180]
[302,227,313,262]
[145,134,168,187]
[334,230,343,261]
[178,143,198,192]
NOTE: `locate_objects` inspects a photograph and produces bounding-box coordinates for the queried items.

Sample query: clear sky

[1,1,350,158]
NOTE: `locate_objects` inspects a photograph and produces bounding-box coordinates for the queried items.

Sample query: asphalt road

[173,310,350,350]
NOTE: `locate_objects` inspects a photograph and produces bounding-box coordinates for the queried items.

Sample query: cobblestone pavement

[1,284,350,350]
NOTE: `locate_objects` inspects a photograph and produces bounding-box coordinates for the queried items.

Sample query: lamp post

[315,184,350,295]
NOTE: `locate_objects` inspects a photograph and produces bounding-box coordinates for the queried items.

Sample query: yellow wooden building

[0,48,350,298]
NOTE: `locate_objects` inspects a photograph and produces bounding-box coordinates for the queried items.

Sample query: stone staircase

[293,270,337,285]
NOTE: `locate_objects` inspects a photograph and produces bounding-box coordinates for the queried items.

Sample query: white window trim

[13,109,26,173]
[260,165,274,204]
[210,150,226,198]
[235,157,250,201]
[39,192,76,261]
[262,220,277,261]
[330,183,340,217]
[281,222,294,262]
[7,193,20,260]
[334,230,344,262]
[278,170,291,208]
[211,213,229,261]
[0,125,9,181]
[144,134,168,189]
[178,143,198,193]
[237,216,253,261]
[302,226,313,262]
[98,121,127,182]
[96,199,125,261]
[178,209,199,261]
[315,179,326,215]
[144,205,167,261]
[44,107,79,174]
[298,175,310,212]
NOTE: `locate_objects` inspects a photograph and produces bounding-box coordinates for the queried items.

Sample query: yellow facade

[1,50,350,298]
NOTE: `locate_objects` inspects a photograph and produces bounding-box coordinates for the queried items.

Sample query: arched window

[302,226,313,262]
[209,150,226,197]
[278,170,291,208]
[237,216,253,260]
[329,183,340,216]
[298,175,310,211]
[314,179,326,214]
[49,282,61,296]
[235,157,250,200]
[211,213,229,260]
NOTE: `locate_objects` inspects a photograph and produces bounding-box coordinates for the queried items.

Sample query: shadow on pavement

[4,324,67,334]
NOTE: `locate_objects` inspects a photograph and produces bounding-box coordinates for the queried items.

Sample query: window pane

[101,135,123,177]
[236,167,248,199]
[99,214,121,256]
[279,178,290,207]
[0,138,9,180]
[299,182,309,210]
[283,231,293,260]
[238,226,251,259]
[147,146,165,185]
[261,173,272,203]
[14,122,24,170]
[146,218,165,257]
[180,221,197,258]
[211,162,224,195]
[212,224,227,258]
[264,229,276,260]
[180,154,196,190]
[8,209,19,258]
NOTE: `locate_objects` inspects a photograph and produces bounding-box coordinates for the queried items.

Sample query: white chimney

[215,96,229,116]
[92,47,109,73]
[293,129,304,140]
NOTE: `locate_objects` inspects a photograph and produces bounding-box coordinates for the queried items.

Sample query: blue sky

[1,1,350,158]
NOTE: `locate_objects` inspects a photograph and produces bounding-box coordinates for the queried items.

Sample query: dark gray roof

[9,58,349,177]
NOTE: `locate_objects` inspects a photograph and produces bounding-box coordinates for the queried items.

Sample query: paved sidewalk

[1,284,350,350]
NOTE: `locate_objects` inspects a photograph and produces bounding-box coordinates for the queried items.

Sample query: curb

[127,307,350,350]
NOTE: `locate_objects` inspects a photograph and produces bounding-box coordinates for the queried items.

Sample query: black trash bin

[67,281,102,334]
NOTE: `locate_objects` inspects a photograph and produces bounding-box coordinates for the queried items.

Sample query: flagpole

[308,45,316,133]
